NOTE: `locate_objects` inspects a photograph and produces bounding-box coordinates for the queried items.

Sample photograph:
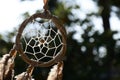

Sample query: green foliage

[53,2,73,25]
[0,34,13,56]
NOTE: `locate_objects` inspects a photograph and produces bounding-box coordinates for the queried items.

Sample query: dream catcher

[0,0,67,80]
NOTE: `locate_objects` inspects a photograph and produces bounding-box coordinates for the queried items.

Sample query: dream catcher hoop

[16,0,67,67]
[0,0,67,79]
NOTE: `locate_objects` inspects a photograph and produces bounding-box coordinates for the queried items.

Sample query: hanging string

[43,0,49,11]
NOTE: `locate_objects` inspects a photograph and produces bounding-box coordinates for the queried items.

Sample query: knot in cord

[43,0,49,11]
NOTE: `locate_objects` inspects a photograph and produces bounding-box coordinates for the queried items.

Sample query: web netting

[0,0,66,79]
[21,19,63,62]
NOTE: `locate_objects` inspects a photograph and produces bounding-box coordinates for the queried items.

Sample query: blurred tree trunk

[99,0,115,80]
[99,0,111,31]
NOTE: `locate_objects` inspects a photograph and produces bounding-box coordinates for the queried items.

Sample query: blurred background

[0,0,120,80]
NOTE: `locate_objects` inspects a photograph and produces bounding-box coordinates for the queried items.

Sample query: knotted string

[43,0,49,11]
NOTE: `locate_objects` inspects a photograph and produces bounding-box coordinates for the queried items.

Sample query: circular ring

[15,10,67,67]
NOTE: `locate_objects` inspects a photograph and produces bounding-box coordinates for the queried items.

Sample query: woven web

[21,19,63,62]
